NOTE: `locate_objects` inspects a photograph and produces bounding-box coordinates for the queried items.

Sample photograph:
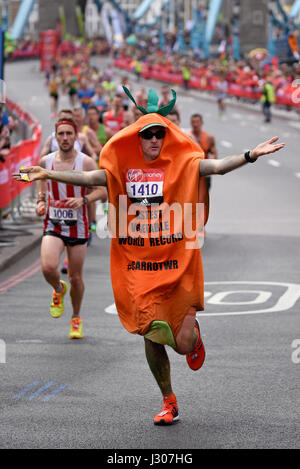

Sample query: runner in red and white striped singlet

[44,151,89,239]
[35,118,107,340]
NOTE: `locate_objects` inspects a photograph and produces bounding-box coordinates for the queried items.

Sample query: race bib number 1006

[49,200,78,226]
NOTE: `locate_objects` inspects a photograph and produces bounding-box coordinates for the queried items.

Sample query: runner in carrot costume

[14,87,285,426]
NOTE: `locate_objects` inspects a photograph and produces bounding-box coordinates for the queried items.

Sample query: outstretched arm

[13,166,107,187]
[199,136,285,177]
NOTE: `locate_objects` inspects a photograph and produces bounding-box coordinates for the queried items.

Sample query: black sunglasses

[140,129,166,140]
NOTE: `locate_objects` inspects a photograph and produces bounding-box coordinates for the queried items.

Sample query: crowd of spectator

[0,105,18,164]
[114,40,300,110]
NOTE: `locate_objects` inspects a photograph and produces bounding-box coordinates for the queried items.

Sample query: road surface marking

[198,281,300,317]
[26,382,54,400]
[16,339,43,344]
[207,290,272,305]
[268,160,281,167]
[105,282,300,318]
[0,259,41,293]
[220,140,233,148]
[105,303,118,315]
[13,381,68,402]
[13,381,40,399]
[295,173,300,179]
[0,260,40,288]
[289,121,300,129]
[40,384,68,402]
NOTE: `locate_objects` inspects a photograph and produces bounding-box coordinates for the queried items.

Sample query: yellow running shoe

[50,280,68,318]
[69,317,84,339]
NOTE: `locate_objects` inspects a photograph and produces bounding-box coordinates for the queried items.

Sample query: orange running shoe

[153,394,179,426]
[186,318,205,371]
[69,317,84,339]
[50,280,68,318]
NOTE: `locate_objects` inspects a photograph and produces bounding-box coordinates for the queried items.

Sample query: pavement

[0,179,43,271]
[0,219,42,272]
[0,172,43,272]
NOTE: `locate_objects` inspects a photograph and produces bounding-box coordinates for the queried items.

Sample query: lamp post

[232,0,241,60]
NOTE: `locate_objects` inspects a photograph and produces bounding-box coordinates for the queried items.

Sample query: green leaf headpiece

[122,86,177,117]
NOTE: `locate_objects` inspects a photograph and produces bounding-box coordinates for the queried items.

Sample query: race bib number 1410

[126,169,164,205]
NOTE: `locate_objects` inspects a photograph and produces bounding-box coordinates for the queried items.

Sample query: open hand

[252,136,285,159]
[13,166,47,183]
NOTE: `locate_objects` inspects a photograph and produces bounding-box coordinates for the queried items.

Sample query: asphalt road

[0,59,299,450]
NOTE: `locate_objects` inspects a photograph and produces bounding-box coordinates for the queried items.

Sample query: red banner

[114,58,300,110]
[0,102,41,210]
[0,157,11,209]
[40,30,58,72]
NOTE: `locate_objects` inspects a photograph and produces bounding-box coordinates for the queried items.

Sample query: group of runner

[42,59,219,339]
[15,90,284,425]
[13,50,284,425]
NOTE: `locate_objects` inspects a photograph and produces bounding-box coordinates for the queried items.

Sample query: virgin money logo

[127,169,144,182]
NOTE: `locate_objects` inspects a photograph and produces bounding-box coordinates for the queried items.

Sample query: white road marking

[220,140,233,148]
[207,290,272,305]
[289,121,300,130]
[204,291,212,298]
[295,173,300,179]
[16,340,43,344]
[105,282,300,318]
[198,281,300,317]
[268,160,281,167]
[105,303,118,315]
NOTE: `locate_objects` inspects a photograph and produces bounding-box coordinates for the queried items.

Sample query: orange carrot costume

[100,92,209,345]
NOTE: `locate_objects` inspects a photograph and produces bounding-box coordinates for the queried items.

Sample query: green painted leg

[144,338,173,397]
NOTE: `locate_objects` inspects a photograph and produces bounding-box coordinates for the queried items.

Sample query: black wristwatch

[244,150,257,163]
[82,196,88,205]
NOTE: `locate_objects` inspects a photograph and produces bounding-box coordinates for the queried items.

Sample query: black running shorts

[43,231,88,247]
